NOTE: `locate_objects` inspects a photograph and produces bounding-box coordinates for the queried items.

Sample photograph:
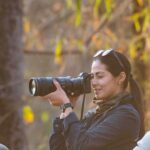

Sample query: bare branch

[85,0,132,47]
[0,112,11,126]
[24,49,82,55]
[39,10,74,34]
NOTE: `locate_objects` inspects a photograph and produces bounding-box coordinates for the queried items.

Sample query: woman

[42,49,145,150]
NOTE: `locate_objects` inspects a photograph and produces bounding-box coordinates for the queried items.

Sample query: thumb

[53,80,62,90]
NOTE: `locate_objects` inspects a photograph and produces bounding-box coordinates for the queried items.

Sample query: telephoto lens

[29,72,92,96]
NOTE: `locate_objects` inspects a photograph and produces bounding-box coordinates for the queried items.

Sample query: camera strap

[80,92,86,120]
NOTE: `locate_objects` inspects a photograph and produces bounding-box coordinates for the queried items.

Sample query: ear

[117,72,126,85]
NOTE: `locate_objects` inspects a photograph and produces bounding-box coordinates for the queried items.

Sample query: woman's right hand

[40,80,70,106]
[40,80,79,107]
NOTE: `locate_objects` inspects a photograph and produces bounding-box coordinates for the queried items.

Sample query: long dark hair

[93,49,145,138]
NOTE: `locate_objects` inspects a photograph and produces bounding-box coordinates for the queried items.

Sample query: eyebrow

[92,71,105,76]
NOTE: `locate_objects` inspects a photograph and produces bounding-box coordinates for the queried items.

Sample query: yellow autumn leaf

[142,15,150,32]
[129,43,137,59]
[136,0,144,7]
[23,106,34,124]
[105,0,112,14]
[75,11,81,26]
[75,0,81,26]
[66,0,73,9]
[54,39,62,64]
[92,35,98,43]
[23,18,30,33]
[134,19,141,32]
[140,51,148,62]
[41,111,49,123]
[94,0,102,17]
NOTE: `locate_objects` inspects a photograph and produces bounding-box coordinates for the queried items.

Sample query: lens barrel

[29,73,92,96]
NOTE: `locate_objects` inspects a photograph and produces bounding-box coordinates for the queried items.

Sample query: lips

[93,89,102,95]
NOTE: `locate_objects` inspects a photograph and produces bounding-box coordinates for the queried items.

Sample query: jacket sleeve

[49,117,67,150]
[49,133,67,150]
[62,104,140,150]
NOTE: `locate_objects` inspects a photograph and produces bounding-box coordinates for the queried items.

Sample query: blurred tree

[131,0,150,130]
[132,0,148,92]
[0,0,28,150]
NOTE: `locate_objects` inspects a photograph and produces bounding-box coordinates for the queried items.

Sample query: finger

[53,80,62,90]
[39,96,49,100]
[60,113,66,119]
[48,99,52,105]
[40,94,51,99]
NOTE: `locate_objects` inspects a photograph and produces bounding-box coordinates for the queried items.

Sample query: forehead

[91,60,108,73]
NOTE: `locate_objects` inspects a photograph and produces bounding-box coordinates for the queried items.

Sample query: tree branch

[24,49,82,55]
[85,0,132,47]
[39,10,74,34]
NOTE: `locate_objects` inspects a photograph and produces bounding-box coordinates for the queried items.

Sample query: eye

[96,75,104,79]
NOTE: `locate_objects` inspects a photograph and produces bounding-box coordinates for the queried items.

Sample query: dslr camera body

[29,72,92,96]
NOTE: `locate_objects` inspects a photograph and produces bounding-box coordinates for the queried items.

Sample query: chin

[95,95,103,100]
[96,93,109,100]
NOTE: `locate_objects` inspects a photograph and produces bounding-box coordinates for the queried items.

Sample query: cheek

[92,78,106,87]
[105,79,118,91]
[101,78,112,86]
[102,78,117,91]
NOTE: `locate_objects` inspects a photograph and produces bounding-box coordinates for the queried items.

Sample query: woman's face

[91,59,122,101]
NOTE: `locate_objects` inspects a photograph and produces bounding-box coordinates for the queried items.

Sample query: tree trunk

[0,1,28,150]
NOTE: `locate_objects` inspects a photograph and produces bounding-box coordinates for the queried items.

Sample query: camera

[29,72,93,96]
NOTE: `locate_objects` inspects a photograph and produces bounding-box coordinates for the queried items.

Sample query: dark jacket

[49,95,141,150]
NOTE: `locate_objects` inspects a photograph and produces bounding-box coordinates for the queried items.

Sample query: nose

[91,77,98,88]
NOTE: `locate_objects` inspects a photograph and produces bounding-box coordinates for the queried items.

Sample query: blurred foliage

[130,7,150,32]
[23,0,150,57]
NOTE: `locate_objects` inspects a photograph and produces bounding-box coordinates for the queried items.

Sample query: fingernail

[49,101,52,105]
[53,79,57,83]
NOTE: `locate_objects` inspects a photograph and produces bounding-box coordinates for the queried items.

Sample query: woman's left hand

[41,80,70,106]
